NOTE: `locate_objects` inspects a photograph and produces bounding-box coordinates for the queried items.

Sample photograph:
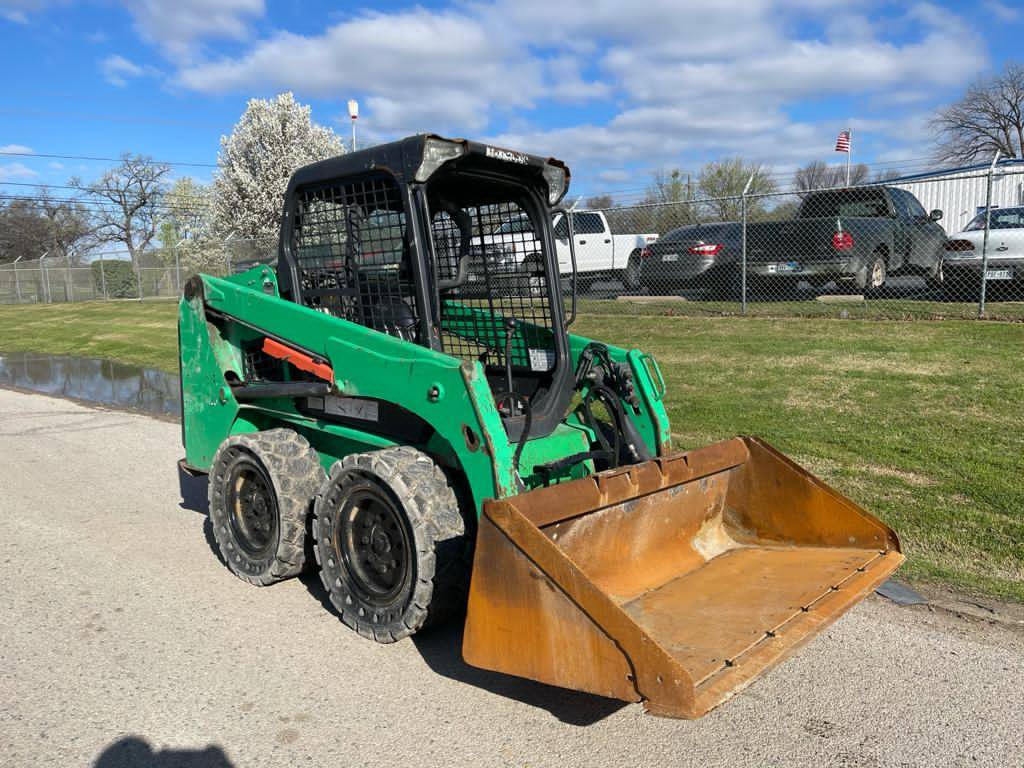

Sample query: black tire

[312,446,470,643]
[859,252,888,297]
[924,259,945,293]
[621,252,642,291]
[942,273,978,302]
[518,253,545,298]
[706,268,742,300]
[208,429,325,586]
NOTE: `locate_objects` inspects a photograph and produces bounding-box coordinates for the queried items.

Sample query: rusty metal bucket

[462,437,903,718]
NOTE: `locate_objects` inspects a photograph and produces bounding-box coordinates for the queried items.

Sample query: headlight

[542,162,568,205]
[415,137,465,182]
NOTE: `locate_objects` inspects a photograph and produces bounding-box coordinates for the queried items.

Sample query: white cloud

[100,54,153,86]
[0,162,39,181]
[0,143,33,154]
[48,160,64,170]
[0,0,41,23]
[164,0,988,188]
[983,0,1020,22]
[123,0,264,57]
[178,9,544,135]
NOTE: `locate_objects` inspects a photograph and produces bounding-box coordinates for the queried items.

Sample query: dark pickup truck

[638,186,947,296]
[747,187,947,292]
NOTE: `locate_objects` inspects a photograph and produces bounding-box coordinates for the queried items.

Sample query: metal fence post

[13,255,22,303]
[174,239,184,296]
[740,173,755,314]
[40,252,50,303]
[979,151,1000,318]
[65,252,73,303]
[99,256,108,300]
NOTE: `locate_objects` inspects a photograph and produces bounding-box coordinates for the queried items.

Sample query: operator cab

[277,135,573,441]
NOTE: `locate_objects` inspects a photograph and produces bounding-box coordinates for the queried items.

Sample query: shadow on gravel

[178,464,209,516]
[177,465,224,564]
[299,570,624,726]
[94,736,232,767]
[411,622,627,727]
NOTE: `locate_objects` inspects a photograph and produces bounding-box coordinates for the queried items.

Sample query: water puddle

[0,351,181,418]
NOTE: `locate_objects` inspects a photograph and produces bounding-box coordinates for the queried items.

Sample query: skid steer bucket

[463,437,903,718]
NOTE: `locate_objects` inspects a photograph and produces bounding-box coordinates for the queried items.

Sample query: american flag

[835,130,851,153]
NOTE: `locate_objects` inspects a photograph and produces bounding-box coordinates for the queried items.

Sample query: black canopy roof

[286,133,569,194]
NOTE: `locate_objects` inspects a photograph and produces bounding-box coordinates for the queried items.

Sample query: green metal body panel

[179,266,672,517]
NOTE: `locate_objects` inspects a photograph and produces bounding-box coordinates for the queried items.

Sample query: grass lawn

[1,299,1022,601]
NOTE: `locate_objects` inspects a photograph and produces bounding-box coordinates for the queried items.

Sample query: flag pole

[846,127,852,186]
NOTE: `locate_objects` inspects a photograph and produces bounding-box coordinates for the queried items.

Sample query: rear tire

[208,429,325,586]
[621,252,642,291]
[313,447,470,643]
[860,252,888,297]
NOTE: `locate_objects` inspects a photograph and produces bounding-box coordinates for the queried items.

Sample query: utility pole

[348,99,359,151]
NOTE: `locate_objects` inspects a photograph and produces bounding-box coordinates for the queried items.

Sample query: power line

[0,180,211,205]
[0,194,212,216]
[0,150,217,168]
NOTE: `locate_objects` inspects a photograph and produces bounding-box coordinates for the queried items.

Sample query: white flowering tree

[213,92,345,244]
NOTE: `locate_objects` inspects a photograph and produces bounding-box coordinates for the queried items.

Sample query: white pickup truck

[487,211,658,288]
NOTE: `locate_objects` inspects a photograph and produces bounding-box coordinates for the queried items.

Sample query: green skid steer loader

[179,135,903,718]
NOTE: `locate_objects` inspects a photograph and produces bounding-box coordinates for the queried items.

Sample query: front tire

[925,258,945,293]
[208,429,325,586]
[313,447,470,643]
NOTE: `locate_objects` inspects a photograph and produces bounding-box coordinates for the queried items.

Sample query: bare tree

[873,168,903,183]
[646,168,692,204]
[77,154,171,266]
[584,194,614,209]
[931,62,1024,163]
[793,160,869,194]
[698,158,776,221]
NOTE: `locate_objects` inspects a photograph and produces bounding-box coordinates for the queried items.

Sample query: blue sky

[0,0,1020,201]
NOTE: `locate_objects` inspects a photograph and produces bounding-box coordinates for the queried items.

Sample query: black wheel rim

[336,481,412,605]
[226,455,278,558]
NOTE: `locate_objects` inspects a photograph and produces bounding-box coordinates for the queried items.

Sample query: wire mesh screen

[430,201,555,372]
[291,175,419,342]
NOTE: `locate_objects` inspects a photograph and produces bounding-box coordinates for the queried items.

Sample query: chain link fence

[572,164,1024,320]
[0,237,276,304]
[2,167,1022,319]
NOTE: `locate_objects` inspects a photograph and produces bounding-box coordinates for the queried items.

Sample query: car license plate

[985,269,1012,280]
[767,262,800,274]
[662,253,679,262]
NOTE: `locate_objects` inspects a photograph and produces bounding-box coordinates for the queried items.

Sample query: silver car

[942,206,1024,296]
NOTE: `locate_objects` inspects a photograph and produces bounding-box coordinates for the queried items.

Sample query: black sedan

[629,222,742,297]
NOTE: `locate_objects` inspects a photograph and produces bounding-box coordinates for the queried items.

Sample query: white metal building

[890,160,1024,234]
